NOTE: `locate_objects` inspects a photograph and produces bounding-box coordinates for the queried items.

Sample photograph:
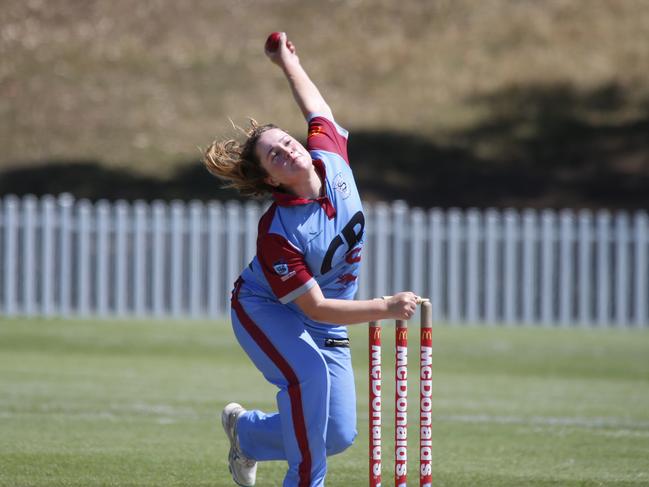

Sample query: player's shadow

[1,81,648,209]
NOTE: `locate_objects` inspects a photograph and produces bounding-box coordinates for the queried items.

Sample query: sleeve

[257,232,316,304]
[306,113,350,165]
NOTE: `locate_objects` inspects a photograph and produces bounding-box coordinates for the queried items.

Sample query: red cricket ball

[265,32,282,52]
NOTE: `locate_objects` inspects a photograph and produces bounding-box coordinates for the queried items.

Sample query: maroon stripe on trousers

[231,279,312,487]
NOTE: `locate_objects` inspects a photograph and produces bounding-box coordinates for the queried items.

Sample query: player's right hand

[265,32,300,67]
[385,292,418,320]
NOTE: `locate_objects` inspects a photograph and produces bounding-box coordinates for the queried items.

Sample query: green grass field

[1,318,648,486]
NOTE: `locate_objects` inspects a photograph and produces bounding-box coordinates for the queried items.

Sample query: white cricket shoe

[221,402,257,487]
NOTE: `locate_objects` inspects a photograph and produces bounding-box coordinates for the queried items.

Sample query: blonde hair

[202,119,278,197]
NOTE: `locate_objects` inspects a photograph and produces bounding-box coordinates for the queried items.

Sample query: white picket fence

[0,194,647,326]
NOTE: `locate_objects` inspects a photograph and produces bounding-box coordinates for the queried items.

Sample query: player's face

[256,128,312,189]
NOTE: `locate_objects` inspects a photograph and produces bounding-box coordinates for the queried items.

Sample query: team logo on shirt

[273,260,289,275]
[308,125,325,138]
[273,260,296,281]
[333,172,351,199]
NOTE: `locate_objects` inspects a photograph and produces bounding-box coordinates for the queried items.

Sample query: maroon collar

[272,159,336,219]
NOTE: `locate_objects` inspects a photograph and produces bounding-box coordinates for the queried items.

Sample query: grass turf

[0,318,648,486]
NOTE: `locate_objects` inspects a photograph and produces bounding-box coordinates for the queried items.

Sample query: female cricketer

[203,32,419,487]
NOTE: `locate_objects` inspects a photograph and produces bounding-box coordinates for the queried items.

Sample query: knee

[326,426,357,455]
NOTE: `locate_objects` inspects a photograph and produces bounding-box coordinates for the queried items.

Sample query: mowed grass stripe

[1,318,648,486]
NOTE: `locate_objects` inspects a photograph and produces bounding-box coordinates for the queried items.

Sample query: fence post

[503,209,518,325]
[447,208,461,323]
[133,200,148,317]
[596,210,611,326]
[41,196,56,317]
[559,209,574,326]
[3,195,18,317]
[152,200,167,318]
[114,200,130,317]
[540,210,556,326]
[410,207,425,304]
[522,209,537,325]
[375,202,389,298]
[95,200,111,318]
[189,200,204,319]
[207,201,223,317]
[170,200,185,318]
[466,209,480,324]
[22,195,38,317]
[634,211,648,327]
[58,194,74,318]
[77,199,92,317]
[484,209,499,324]
[578,210,593,327]
[614,212,630,327]
[392,201,407,295]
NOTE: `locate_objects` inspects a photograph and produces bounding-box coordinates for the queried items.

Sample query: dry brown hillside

[1,0,648,208]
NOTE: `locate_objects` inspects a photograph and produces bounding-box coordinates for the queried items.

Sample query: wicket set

[369,299,433,487]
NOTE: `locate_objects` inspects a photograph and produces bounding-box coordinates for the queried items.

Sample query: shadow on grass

[1,81,648,209]
[350,81,649,209]
[458,82,649,208]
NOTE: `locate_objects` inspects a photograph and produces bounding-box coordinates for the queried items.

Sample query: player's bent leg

[230,291,331,487]
[277,364,330,487]
[321,344,358,456]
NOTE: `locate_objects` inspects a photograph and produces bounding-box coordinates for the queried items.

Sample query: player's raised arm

[265,32,334,121]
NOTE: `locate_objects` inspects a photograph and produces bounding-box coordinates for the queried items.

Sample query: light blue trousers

[231,284,357,487]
